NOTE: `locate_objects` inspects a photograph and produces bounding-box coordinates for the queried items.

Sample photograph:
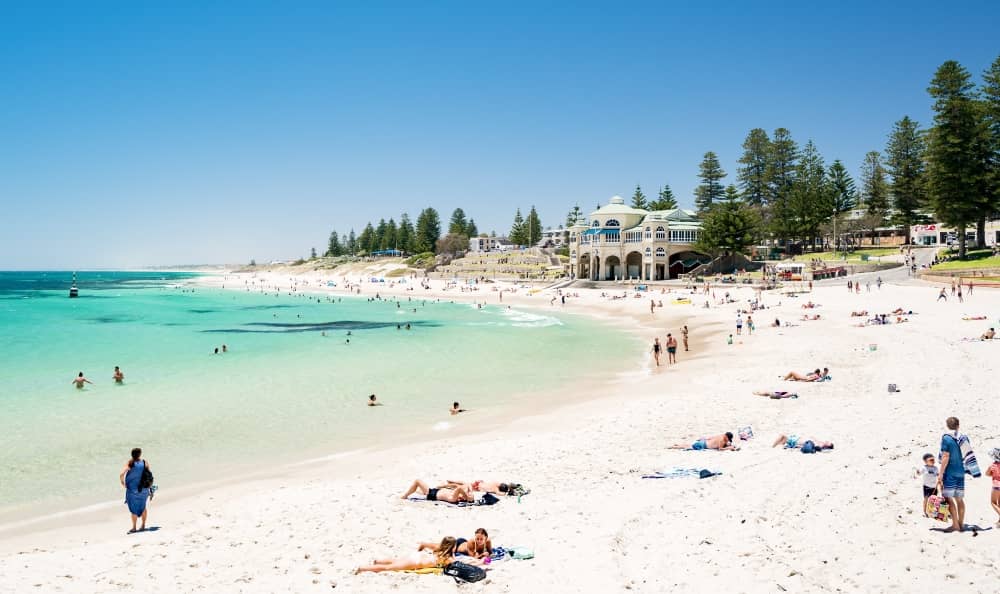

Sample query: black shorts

[427,488,439,501]
[923,486,937,498]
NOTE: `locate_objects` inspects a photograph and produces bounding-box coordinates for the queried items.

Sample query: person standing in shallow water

[72,372,93,389]
[112,366,124,384]
[120,447,152,533]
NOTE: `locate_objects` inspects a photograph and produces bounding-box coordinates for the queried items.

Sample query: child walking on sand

[915,453,939,516]
[987,448,1000,527]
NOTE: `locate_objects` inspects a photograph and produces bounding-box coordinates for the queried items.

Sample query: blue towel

[642,467,722,479]
[958,434,982,477]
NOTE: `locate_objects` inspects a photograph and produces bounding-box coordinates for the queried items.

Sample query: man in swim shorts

[665,334,677,364]
[670,432,738,451]
[72,372,93,389]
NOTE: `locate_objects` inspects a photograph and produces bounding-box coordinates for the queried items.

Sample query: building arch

[604,255,621,280]
[605,219,621,227]
[668,250,711,279]
[655,226,666,240]
[625,251,643,279]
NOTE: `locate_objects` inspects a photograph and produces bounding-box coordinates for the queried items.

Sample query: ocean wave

[501,309,563,328]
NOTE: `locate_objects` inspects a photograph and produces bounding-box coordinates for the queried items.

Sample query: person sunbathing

[801,314,821,321]
[669,432,739,451]
[982,328,996,340]
[401,480,473,503]
[850,310,868,317]
[801,301,817,309]
[891,308,913,315]
[419,528,492,560]
[753,390,798,399]
[783,368,821,381]
[355,537,456,573]
[441,479,523,496]
[772,434,834,452]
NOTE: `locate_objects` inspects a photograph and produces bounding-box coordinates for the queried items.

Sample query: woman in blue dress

[119,447,151,533]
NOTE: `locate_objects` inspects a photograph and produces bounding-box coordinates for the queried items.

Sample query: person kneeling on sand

[669,432,739,451]
[401,480,473,503]
[355,537,456,574]
[772,434,834,452]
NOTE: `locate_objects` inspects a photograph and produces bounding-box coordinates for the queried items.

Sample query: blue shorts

[691,440,707,450]
[942,474,965,498]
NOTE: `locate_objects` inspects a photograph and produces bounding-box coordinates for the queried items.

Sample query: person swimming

[368,394,382,406]
[450,401,466,415]
[113,366,124,384]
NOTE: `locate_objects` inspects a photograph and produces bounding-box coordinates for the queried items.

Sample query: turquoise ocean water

[0,271,636,523]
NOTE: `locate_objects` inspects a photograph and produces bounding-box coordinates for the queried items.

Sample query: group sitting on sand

[669,432,739,451]
[782,367,830,382]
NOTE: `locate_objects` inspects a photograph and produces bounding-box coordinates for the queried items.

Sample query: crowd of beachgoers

[3,258,1000,592]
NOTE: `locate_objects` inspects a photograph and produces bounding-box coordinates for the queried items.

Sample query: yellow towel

[402,567,444,575]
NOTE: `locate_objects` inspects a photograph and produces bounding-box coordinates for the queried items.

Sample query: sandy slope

[2,272,999,594]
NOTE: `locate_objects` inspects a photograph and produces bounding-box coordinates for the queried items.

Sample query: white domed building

[568,196,709,281]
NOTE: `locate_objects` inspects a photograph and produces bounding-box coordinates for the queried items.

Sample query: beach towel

[642,467,722,479]
[738,426,754,440]
[958,434,982,477]
[925,495,951,523]
[406,496,499,507]
[402,567,444,575]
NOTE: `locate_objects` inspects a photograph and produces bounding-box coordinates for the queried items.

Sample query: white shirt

[918,464,938,488]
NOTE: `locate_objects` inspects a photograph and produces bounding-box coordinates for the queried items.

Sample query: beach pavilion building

[568,196,708,281]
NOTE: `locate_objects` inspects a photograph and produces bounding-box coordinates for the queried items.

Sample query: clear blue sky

[2,1,998,268]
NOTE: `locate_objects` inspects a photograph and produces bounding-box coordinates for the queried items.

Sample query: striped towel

[958,433,982,477]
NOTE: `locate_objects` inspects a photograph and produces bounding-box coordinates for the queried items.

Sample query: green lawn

[931,249,1000,271]
[804,248,899,262]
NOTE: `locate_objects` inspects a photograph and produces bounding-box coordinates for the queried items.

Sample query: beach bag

[887,383,898,393]
[139,462,154,490]
[925,495,951,523]
[443,561,486,583]
[478,493,500,506]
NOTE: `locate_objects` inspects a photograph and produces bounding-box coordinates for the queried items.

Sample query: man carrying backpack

[937,417,966,533]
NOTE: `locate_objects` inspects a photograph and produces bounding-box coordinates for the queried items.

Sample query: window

[605,219,620,227]
[571,250,576,257]
[644,247,651,257]
[644,226,651,239]
[592,220,601,227]
[655,226,666,240]
[655,247,666,257]
[606,232,620,243]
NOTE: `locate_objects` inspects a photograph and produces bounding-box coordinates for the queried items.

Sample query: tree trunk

[958,224,967,259]
[976,216,986,250]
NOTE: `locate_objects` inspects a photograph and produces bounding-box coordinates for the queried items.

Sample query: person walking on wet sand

[682,325,689,351]
[666,333,677,364]
[937,287,947,302]
[651,338,662,366]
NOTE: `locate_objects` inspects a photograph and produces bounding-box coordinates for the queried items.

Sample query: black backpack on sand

[443,561,486,583]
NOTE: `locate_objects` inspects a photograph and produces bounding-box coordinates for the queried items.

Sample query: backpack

[139,462,155,490]
[443,561,486,583]
[478,493,500,506]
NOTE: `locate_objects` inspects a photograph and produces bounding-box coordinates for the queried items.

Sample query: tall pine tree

[789,140,829,250]
[414,208,441,253]
[884,116,928,243]
[566,204,583,227]
[630,184,648,209]
[766,128,799,245]
[357,222,375,254]
[509,209,527,245]
[737,128,771,207]
[695,185,761,272]
[981,55,1000,248]
[694,151,726,213]
[397,214,413,253]
[526,206,543,246]
[448,208,469,236]
[859,151,890,245]
[347,229,357,255]
[465,218,478,238]
[826,160,857,251]
[650,185,678,210]
[926,60,989,258]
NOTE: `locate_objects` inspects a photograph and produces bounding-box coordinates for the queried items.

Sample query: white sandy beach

[2,268,999,593]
